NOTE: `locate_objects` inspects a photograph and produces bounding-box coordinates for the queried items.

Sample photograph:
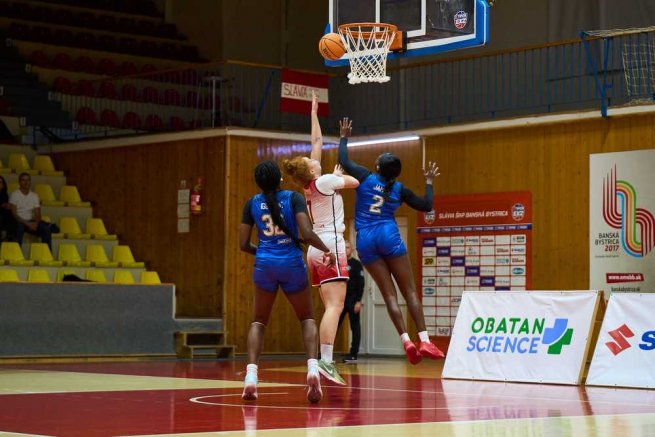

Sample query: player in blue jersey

[239,160,336,404]
[337,118,445,364]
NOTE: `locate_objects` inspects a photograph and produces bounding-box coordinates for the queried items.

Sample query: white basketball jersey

[303,174,346,234]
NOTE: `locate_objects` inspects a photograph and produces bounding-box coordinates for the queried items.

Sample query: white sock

[246,363,258,375]
[418,331,430,342]
[307,358,319,373]
[320,344,333,363]
[400,333,410,343]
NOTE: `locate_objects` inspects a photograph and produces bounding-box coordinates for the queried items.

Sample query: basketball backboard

[325,0,490,66]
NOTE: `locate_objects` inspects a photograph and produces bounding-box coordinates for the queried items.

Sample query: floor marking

[0,370,296,395]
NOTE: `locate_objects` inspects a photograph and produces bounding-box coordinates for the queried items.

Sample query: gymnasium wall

[50,112,655,353]
[51,137,227,318]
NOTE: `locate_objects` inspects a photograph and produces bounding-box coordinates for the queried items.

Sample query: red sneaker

[419,341,445,359]
[403,341,422,365]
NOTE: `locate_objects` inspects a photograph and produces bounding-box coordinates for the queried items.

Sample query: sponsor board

[443,291,599,384]
[587,293,655,388]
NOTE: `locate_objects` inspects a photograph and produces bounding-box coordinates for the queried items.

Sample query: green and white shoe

[317,359,347,386]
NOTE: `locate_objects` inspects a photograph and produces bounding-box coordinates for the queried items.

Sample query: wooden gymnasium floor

[0,357,654,436]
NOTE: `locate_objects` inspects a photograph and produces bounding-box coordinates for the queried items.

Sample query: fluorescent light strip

[348,135,420,147]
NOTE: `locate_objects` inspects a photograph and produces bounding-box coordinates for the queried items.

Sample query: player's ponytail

[254,161,301,247]
[282,156,313,187]
[377,153,402,200]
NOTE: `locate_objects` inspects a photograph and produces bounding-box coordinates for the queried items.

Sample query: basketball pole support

[580,31,613,118]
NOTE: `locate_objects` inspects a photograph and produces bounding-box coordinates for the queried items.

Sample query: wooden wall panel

[223,137,427,352]
[52,137,226,317]
[224,138,343,353]
[48,112,655,354]
[425,113,655,291]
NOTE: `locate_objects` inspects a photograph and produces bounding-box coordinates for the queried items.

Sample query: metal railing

[45,34,650,140]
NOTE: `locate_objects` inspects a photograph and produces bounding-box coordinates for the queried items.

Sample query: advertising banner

[590,150,655,294]
[416,191,532,337]
[586,293,655,388]
[442,291,600,384]
[280,69,329,116]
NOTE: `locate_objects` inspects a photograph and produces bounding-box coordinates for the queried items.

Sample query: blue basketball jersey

[249,191,303,261]
[355,173,404,230]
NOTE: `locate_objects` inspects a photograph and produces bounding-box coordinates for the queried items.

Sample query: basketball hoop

[338,23,398,85]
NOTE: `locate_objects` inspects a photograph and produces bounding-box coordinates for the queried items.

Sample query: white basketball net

[338,23,397,85]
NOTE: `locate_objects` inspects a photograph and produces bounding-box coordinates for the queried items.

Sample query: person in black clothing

[0,176,15,241]
[338,240,365,363]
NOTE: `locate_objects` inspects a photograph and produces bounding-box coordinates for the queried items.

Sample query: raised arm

[332,164,360,189]
[400,162,439,212]
[310,90,323,162]
[337,117,370,182]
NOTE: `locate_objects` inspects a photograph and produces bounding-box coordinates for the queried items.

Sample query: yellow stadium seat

[140,271,161,284]
[85,269,108,282]
[57,243,91,267]
[56,269,77,282]
[32,155,64,176]
[113,270,135,284]
[8,181,18,193]
[27,268,52,282]
[85,244,118,268]
[0,268,20,282]
[29,242,63,267]
[8,153,38,175]
[86,218,117,240]
[1,242,34,266]
[112,245,145,268]
[59,185,91,207]
[59,216,90,239]
[34,184,65,207]
[41,215,52,223]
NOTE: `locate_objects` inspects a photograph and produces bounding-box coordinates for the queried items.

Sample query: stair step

[174,331,234,359]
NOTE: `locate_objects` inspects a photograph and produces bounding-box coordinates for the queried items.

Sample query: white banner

[586,293,655,388]
[590,150,655,294]
[443,291,599,384]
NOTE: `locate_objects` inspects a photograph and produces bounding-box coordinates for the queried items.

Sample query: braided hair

[254,161,301,247]
[377,153,402,200]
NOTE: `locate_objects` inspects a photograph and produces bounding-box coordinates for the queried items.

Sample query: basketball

[319,33,346,61]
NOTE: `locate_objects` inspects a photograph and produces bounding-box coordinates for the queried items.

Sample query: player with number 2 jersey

[337,117,446,365]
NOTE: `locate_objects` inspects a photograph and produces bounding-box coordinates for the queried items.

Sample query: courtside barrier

[586,293,655,389]
[442,290,601,385]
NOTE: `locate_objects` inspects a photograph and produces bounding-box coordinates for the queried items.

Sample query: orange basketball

[319,33,346,61]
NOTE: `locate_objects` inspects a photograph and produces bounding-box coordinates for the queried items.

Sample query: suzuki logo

[605,324,635,355]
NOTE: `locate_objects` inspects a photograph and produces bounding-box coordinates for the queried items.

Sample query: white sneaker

[306,370,322,403]
[242,373,258,401]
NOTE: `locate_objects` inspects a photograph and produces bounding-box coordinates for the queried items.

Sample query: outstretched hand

[333,163,344,177]
[311,90,319,114]
[424,161,440,184]
[339,117,352,138]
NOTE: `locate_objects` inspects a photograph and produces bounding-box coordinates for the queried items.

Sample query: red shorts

[307,233,349,286]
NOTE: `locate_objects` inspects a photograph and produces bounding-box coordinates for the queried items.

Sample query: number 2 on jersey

[261,214,285,236]
[369,195,385,213]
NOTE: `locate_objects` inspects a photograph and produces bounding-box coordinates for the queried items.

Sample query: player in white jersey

[283,91,359,386]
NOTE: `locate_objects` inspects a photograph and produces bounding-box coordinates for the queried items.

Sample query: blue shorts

[253,260,308,294]
[356,223,407,265]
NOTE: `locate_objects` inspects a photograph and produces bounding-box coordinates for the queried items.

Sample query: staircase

[175,330,236,359]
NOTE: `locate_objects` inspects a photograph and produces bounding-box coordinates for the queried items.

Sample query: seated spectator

[10,173,51,249]
[0,175,15,241]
